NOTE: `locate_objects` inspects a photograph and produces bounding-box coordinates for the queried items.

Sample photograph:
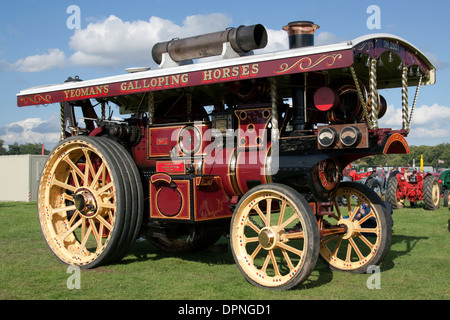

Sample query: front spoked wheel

[230,184,320,290]
[38,136,142,268]
[319,182,392,273]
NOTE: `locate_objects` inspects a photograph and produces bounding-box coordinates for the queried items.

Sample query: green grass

[1,201,449,300]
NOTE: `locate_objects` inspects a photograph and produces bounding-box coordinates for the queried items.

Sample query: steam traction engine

[17,21,435,290]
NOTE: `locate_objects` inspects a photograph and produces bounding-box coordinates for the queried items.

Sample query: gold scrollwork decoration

[356,41,374,53]
[20,94,52,105]
[275,53,343,74]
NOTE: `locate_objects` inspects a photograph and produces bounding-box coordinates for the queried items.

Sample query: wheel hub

[258,227,277,250]
[74,188,98,218]
[338,219,358,240]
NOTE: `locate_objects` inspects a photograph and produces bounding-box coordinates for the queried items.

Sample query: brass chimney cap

[282,21,320,35]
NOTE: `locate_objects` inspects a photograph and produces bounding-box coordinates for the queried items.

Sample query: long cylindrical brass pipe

[152,24,268,64]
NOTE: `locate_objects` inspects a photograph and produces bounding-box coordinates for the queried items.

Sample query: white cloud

[411,103,450,125]
[315,31,342,46]
[2,13,234,72]
[379,103,450,144]
[378,103,402,127]
[15,49,68,72]
[69,14,232,68]
[423,51,449,70]
[0,113,61,149]
[4,14,340,72]
[261,29,288,53]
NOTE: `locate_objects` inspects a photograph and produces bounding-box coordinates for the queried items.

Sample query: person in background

[387,166,399,181]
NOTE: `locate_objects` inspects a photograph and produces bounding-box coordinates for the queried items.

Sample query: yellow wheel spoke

[79,222,93,252]
[52,179,77,192]
[245,236,259,244]
[277,242,303,257]
[277,200,286,226]
[82,149,96,187]
[349,238,365,261]
[265,198,272,227]
[250,244,262,260]
[276,214,298,232]
[90,162,106,189]
[284,231,304,240]
[89,220,105,251]
[253,204,267,226]
[61,218,82,240]
[51,205,76,214]
[356,233,376,249]
[98,201,115,210]
[281,249,295,270]
[68,210,80,227]
[345,242,352,262]
[70,170,80,188]
[63,157,84,184]
[358,212,375,224]
[63,193,74,202]
[246,218,261,234]
[261,253,271,274]
[96,215,114,232]
[95,182,114,196]
[331,237,343,257]
[269,250,280,277]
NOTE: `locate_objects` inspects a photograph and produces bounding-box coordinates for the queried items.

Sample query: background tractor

[439,169,450,206]
[386,169,441,210]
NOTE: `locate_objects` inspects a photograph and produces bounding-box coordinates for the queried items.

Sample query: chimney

[283,21,319,48]
[283,21,320,130]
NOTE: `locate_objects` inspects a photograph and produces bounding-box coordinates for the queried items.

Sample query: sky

[1,0,449,150]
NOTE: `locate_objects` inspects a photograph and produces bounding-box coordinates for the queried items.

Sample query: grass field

[0,200,449,300]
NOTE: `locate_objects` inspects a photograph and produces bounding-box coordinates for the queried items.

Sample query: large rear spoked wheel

[319,182,392,273]
[230,184,320,290]
[38,136,142,268]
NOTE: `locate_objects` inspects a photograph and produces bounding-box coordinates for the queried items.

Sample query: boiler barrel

[152,24,268,64]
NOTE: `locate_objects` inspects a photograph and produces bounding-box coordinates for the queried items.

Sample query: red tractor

[17,21,435,290]
[386,169,440,209]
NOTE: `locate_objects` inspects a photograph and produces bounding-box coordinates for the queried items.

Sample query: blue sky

[1,0,449,150]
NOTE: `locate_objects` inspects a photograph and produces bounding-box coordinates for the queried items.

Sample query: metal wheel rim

[231,189,310,287]
[38,140,117,266]
[431,182,440,206]
[319,186,383,271]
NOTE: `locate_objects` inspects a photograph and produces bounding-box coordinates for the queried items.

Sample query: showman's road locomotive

[17,21,435,290]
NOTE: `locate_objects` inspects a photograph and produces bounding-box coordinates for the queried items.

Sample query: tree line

[0,140,50,155]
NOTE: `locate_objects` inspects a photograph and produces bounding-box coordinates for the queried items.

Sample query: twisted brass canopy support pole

[148,92,155,125]
[60,102,65,140]
[350,66,372,129]
[401,66,409,130]
[369,58,379,129]
[407,75,423,132]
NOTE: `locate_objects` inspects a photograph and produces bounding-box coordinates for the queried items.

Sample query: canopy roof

[17,33,435,108]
